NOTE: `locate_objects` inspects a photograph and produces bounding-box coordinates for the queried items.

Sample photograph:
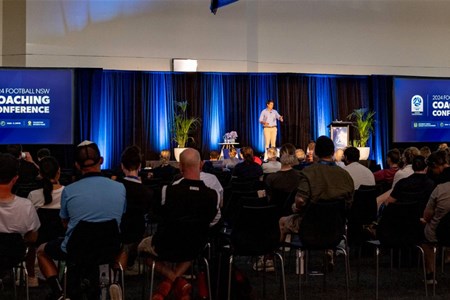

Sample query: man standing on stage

[259,100,283,150]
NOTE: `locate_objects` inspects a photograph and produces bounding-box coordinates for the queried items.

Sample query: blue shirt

[259,109,281,127]
[60,174,126,252]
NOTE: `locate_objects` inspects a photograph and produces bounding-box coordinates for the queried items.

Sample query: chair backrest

[154,215,210,262]
[348,185,378,226]
[66,219,121,266]
[298,199,347,249]
[0,232,26,270]
[36,208,65,245]
[436,211,450,246]
[230,205,280,256]
[377,199,423,247]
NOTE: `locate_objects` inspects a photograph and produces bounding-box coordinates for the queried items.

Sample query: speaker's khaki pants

[263,127,277,149]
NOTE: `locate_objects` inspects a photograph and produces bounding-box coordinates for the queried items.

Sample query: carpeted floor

[2,247,450,300]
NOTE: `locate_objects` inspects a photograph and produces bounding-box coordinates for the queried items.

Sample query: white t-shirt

[344,162,376,190]
[0,195,41,235]
[27,186,64,209]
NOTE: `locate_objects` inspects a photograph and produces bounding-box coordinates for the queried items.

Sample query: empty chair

[283,198,350,300]
[369,199,428,299]
[0,233,29,300]
[224,204,287,300]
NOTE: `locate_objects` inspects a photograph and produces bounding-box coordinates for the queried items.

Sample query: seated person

[334,148,346,168]
[293,148,309,171]
[232,146,263,180]
[383,155,434,207]
[420,146,431,159]
[37,141,126,300]
[422,172,450,283]
[262,147,281,174]
[202,150,223,173]
[138,148,220,300]
[373,149,401,188]
[0,153,40,244]
[26,156,65,286]
[266,143,302,213]
[343,147,375,190]
[152,150,180,182]
[37,148,51,161]
[116,146,154,272]
[6,144,40,197]
[222,148,240,170]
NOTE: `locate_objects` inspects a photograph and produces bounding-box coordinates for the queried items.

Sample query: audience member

[116,145,154,272]
[377,147,420,207]
[373,149,401,188]
[222,148,240,169]
[343,147,375,190]
[232,146,263,180]
[6,144,39,187]
[437,143,448,152]
[334,148,346,168]
[426,150,450,184]
[138,148,220,300]
[383,155,434,209]
[28,156,64,209]
[25,156,64,287]
[279,136,354,245]
[37,148,51,161]
[306,141,315,163]
[266,143,302,216]
[152,150,180,182]
[422,163,450,284]
[262,147,281,174]
[37,141,126,300]
[420,146,431,159]
[0,153,40,243]
[293,148,309,171]
[202,150,223,173]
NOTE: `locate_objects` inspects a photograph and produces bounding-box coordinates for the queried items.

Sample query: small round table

[218,142,239,159]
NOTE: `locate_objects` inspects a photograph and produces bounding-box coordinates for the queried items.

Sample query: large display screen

[0,68,73,144]
[393,77,450,143]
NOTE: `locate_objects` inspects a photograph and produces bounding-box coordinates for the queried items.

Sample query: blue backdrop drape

[74,70,392,169]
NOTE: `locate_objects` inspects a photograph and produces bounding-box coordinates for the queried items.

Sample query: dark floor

[2,247,450,300]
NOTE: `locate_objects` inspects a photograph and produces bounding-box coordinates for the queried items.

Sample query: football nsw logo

[411,95,423,116]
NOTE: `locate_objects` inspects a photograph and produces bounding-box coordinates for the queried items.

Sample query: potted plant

[347,107,376,160]
[172,100,200,161]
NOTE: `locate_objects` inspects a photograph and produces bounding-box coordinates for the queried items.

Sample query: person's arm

[259,110,268,126]
[24,230,38,244]
[385,195,397,205]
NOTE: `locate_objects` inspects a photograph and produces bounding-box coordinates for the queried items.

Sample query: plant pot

[357,147,370,160]
[174,147,187,162]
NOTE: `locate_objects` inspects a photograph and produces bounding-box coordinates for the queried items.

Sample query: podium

[328,121,352,149]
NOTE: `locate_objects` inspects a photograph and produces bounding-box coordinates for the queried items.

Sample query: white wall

[18,0,450,76]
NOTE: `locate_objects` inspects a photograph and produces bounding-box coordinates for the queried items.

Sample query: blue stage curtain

[308,76,337,139]
[140,72,174,156]
[74,68,103,144]
[248,74,278,153]
[93,71,137,169]
[201,73,225,154]
[371,76,393,169]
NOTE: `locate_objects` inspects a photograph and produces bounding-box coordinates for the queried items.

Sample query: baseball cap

[76,140,101,168]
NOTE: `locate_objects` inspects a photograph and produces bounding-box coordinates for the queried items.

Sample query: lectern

[328,121,353,149]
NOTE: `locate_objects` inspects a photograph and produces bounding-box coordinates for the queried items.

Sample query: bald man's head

[179,148,201,179]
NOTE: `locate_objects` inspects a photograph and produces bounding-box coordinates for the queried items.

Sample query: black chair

[0,232,29,300]
[142,215,212,300]
[368,199,428,299]
[224,204,287,300]
[36,208,65,246]
[63,219,124,300]
[347,185,378,276]
[283,199,350,300]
